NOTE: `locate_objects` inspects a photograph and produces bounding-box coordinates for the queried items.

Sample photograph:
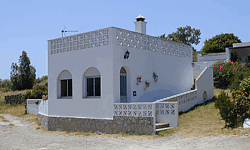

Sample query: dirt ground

[0,114,250,150]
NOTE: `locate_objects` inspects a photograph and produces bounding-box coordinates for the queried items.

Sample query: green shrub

[215,91,237,127]
[232,77,250,120]
[33,75,48,87]
[24,81,48,99]
[24,102,27,114]
[216,77,250,128]
[212,60,246,89]
[24,90,31,99]
[229,66,250,92]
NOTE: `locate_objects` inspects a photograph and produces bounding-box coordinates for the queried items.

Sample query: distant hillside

[0,76,48,102]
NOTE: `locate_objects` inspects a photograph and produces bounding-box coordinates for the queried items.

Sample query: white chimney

[134,14,147,34]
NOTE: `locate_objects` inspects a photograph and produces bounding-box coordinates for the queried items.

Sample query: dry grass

[8,123,15,126]
[0,103,26,117]
[2,119,10,122]
[0,88,249,140]
[158,94,250,138]
[214,88,232,97]
[0,115,5,120]
[0,89,28,103]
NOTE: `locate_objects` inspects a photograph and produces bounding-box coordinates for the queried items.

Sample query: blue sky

[0,0,249,80]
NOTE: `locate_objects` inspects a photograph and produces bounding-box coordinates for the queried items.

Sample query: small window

[84,67,101,98]
[61,79,72,97]
[58,70,72,98]
[87,77,101,97]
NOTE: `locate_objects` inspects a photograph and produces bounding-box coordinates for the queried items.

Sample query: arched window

[58,70,72,98]
[84,68,101,98]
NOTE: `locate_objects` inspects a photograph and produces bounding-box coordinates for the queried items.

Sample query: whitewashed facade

[37,15,214,134]
[47,25,194,119]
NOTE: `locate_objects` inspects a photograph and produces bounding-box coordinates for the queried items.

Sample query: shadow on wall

[137,88,177,102]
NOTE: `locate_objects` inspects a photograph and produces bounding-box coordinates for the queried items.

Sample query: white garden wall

[195,67,214,104]
[27,99,42,115]
[193,61,215,79]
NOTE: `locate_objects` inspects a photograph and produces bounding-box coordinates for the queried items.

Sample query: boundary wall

[27,99,42,115]
[156,67,214,112]
[38,114,154,134]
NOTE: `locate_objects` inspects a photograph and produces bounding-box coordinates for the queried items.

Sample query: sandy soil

[0,114,250,150]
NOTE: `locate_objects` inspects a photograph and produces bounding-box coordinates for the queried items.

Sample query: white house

[38,15,214,134]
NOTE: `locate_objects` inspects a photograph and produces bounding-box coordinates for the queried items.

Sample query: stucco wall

[195,67,214,104]
[193,61,215,79]
[112,29,193,103]
[48,28,115,119]
[48,27,194,119]
[27,99,42,115]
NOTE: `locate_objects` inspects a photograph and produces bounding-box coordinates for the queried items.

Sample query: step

[156,127,174,132]
[155,123,169,129]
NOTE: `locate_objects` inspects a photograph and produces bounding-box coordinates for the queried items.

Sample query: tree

[0,79,11,92]
[10,51,36,90]
[29,65,36,87]
[160,25,201,62]
[10,62,20,90]
[160,25,201,46]
[202,33,241,53]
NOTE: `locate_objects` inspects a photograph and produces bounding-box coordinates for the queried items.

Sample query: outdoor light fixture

[124,50,130,59]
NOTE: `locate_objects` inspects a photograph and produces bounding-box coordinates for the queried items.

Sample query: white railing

[115,28,192,58]
[155,90,197,112]
[155,102,177,116]
[155,102,178,126]
[113,103,154,117]
[38,100,49,115]
[155,90,197,104]
[113,89,199,127]
[113,101,179,128]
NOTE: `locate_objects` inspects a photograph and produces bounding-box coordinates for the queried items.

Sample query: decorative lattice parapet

[49,28,109,55]
[155,90,197,106]
[155,102,177,115]
[115,28,192,58]
[113,103,153,117]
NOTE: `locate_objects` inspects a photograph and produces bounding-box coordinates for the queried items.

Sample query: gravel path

[0,114,250,150]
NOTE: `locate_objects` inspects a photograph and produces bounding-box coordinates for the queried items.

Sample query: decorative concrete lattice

[177,90,197,105]
[115,28,192,58]
[158,90,197,105]
[155,103,176,115]
[113,103,153,117]
[49,29,109,55]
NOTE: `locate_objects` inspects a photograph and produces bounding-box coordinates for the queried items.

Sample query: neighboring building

[226,42,250,63]
[193,52,227,79]
[38,15,214,134]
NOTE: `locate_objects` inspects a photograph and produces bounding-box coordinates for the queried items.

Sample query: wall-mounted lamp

[124,50,130,59]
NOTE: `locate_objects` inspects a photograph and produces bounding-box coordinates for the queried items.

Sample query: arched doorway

[120,67,127,103]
